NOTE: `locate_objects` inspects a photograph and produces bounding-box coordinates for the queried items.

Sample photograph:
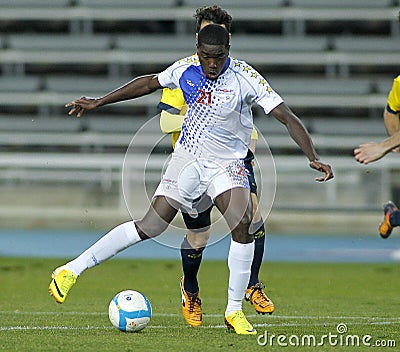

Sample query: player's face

[197,43,229,80]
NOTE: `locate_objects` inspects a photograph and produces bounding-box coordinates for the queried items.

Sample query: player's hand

[309,160,334,182]
[354,142,386,165]
[65,96,99,118]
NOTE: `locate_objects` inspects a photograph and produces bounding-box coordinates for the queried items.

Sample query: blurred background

[0,0,399,240]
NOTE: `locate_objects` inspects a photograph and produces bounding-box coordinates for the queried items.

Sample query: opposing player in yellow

[354,75,400,238]
[158,6,274,328]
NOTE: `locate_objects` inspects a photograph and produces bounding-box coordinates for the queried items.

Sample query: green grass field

[0,257,399,351]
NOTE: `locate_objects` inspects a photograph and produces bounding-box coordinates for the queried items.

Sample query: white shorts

[154,147,250,213]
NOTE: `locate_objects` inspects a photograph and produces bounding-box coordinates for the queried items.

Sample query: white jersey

[157,54,283,160]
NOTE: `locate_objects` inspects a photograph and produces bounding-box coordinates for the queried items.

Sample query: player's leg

[181,208,211,293]
[244,152,266,288]
[214,187,257,334]
[49,196,179,303]
[379,201,399,238]
[248,192,264,286]
[179,206,211,326]
[245,193,275,314]
[49,147,193,304]
[243,150,274,314]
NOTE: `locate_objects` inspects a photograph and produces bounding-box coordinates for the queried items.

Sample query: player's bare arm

[384,109,399,136]
[271,102,333,182]
[66,74,162,118]
[383,109,400,152]
[355,131,400,164]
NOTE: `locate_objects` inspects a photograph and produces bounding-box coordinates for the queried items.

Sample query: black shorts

[182,206,213,231]
[244,149,257,195]
[182,149,258,230]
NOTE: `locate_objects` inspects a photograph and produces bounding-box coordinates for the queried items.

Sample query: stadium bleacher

[290,0,394,8]
[78,0,179,7]
[0,1,397,126]
[0,0,399,216]
[0,0,70,6]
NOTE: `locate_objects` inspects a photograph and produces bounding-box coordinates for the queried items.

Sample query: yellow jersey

[158,88,186,148]
[159,88,258,149]
[387,75,400,114]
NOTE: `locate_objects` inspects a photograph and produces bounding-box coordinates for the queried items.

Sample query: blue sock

[180,236,204,294]
[248,220,265,288]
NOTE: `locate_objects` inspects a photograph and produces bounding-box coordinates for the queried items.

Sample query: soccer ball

[108,290,152,332]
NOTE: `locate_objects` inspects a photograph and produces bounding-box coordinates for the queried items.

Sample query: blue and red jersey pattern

[157,54,283,160]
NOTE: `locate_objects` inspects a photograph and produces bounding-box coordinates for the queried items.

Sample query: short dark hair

[194,5,232,33]
[197,24,230,47]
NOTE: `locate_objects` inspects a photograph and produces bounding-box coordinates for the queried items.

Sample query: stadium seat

[44,76,127,94]
[0,0,70,6]
[375,79,395,95]
[0,76,41,92]
[290,0,393,8]
[116,35,195,52]
[0,116,83,132]
[77,0,178,7]
[231,35,328,52]
[183,0,284,7]
[267,78,372,96]
[309,118,387,136]
[333,36,400,53]
[86,116,151,133]
[6,34,112,51]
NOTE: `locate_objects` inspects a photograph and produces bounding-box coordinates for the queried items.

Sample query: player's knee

[232,230,253,244]
[187,229,210,249]
[237,210,252,229]
[135,219,168,240]
[231,214,253,243]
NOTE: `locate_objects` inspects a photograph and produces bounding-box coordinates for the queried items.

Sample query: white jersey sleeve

[253,78,283,114]
[157,56,196,89]
[240,63,282,114]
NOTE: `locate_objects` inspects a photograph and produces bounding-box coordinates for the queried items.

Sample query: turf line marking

[1,320,399,332]
[1,311,400,322]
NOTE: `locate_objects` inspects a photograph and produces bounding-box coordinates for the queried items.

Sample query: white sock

[65,220,141,276]
[225,239,254,316]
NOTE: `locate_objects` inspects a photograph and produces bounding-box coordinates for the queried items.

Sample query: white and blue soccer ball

[108,290,152,332]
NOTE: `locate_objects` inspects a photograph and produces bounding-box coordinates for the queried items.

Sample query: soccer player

[158,6,274,327]
[354,74,400,238]
[49,24,333,335]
